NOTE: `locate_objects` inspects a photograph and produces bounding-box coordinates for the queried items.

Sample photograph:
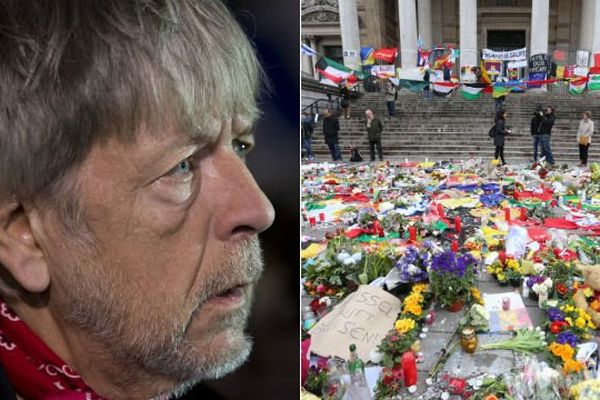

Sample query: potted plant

[429,251,479,312]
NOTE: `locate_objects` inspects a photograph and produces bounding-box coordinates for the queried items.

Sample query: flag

[492,85,513,98]
[588,75,600,92]
[479,60,492,84]
[569,77,588,95]
[460,86,484,100]
[372,47,398,63]
[315,56,365,84]
[397,79,429,93]
[360,47,375,65]
[417,49,431,67]
[432,81,458,96]
[301,43,317,57]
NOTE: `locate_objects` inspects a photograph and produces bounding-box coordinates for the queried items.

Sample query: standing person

[423,69,432,100]
[493,110,511,165]
[538,106,556,167]
[384,80,397,117]
[323,108,342,161]
[340,84,351,119]
[365,108,384,161]
[302,112,315,161]
[577,111,594,166]
[531,107,543,161]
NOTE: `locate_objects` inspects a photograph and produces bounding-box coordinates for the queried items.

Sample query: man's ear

[0,200,50,294]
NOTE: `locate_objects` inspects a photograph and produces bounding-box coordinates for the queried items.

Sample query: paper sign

[507,60,527,69]
[577,50,590,67]
[482,47,527,61]
[483,292,533,332]
[309,285,402,361]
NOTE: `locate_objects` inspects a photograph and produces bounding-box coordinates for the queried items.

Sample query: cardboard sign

[309,285,402,361]
[528,54,549,87]
[371,65,396,77]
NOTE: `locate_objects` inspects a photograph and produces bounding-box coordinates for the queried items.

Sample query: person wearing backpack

[492,110,511,165]
[365,108,384,161]
[531,107,543,162]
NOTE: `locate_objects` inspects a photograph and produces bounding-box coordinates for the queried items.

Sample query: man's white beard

[54,236,264,397]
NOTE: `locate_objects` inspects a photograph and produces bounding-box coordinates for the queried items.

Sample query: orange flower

[484,396,498,400]
[591,299,600,312]
[563,359,585,374]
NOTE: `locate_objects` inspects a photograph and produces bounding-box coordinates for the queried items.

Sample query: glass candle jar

[460,327,478,353]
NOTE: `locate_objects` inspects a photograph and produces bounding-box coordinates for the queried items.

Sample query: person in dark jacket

[340,84,351,119]
[493,110,511,165]
[323,108,342,161]
[301,112,315,160]
[531,107,543,161]
[365,108,384,161]
[538,106,556,166]
[423,69,432,100]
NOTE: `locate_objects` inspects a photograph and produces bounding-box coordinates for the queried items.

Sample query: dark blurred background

[180,1,299,399]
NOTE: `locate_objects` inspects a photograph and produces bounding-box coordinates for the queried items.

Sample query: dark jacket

[530,113,543,136]
[0,363,16,400]
[494,118,510,146]
[538,113,555,135]
[423,70,430,91]
[301,115,314,140]
[366,118,383,141]
[322,115,340,144]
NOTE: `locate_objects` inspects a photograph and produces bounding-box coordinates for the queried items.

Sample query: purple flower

[556,331,578,348]
[395,246,429,283]
[527,276,544,289]
[431,251,474,277]
[547,308,565,322]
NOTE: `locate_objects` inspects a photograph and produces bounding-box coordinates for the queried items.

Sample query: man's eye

[166,158,193,177]
[232,139,253,157]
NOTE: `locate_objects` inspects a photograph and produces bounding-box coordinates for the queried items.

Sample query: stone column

[365,0,385,49]
[530,0,549,57]
[417,0,433,49]
[338,0,361,70]
[579,0,595,54]
[592,0,600,64]
[301,39,313,77]
[459,0,477,69]
[398,0,418,68]
[309,37,319,76]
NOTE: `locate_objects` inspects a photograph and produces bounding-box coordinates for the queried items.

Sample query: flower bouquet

[377,321,419,369]
[429,250,479,310]
[373,366,403,400]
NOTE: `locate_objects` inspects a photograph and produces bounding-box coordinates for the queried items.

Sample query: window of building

[323,46,343,64]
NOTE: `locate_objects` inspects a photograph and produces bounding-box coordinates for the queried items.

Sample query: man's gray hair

[0,0,264,203]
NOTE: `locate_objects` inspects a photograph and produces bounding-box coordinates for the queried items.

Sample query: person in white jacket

[577,111,594,166]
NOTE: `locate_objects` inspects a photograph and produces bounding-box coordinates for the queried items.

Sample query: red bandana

[0,299,104,400]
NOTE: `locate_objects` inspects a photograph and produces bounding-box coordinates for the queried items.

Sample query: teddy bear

[574,264,600,327]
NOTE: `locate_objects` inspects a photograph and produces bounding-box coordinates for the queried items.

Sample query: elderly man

[0,1,274,399]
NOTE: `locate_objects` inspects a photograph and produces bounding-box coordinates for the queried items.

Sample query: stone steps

[306,91,599,162]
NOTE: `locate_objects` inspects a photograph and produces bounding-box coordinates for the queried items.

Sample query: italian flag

[569,77,588,95]
[315,56,363,84]
[460,86,484,100]
[432,81,458,96]
[588,75,600,92]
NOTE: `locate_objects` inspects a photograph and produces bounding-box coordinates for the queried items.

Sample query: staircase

[309,89,600,163]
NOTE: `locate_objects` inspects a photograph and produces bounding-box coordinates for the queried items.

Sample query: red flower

[555,283,569,296]
[550,320,569,334]
[498,251,507,264]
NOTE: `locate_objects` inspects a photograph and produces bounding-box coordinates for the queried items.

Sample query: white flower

[319,297,332,307]
[408,385,417,393]
[369,349,383,364]
[343,257,356,266]
[544,278,553,289]
[337,252,350,262]
[351,252,362,262]
[407,264,420,275]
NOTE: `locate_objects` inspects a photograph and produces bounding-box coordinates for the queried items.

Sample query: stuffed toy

[574,264,600,327]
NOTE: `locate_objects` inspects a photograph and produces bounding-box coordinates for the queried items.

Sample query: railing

[301,98,340,116]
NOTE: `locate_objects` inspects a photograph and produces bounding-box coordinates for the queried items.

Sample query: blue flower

[556,331,578,348]
[547,308,565,322]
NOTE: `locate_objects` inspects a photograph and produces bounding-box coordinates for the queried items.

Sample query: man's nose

[205,149,275,241]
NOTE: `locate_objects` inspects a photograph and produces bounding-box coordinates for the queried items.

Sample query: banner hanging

[482,47,527,61]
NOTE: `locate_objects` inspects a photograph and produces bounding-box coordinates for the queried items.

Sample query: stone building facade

[301,0,600,79]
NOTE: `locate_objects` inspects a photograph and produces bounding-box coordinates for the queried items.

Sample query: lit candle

[319,212,325,222]
[519,207,527,221]
[504,207,511,222]
[309,217,316,226]
[451,240,459,252]
[437,204,445,218]
[455,216,462,234]
[409,226,417,242]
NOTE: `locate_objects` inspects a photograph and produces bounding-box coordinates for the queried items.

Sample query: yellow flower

[575,317,587,329]
[395,318,416,334]
[566,317,573,327]
[470,287,484,305]
[412,283,428,294]
[548,342,575,362]
[563,359,585,374]
[404,303,422,317]
[583,287,594,298]
[507,259,519,271]
[589,321,597,329]
[497,273,506,282]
